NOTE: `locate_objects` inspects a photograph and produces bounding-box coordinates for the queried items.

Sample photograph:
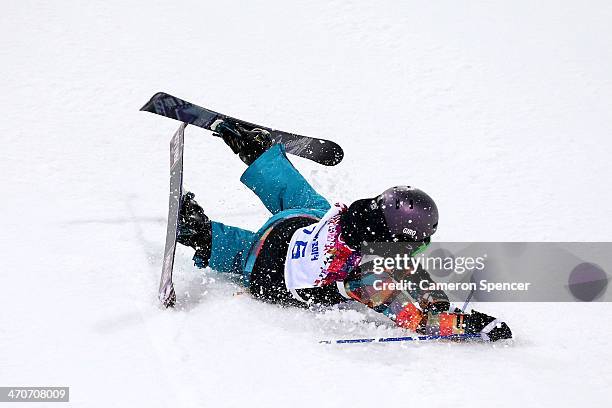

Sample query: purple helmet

[340,186,438,251]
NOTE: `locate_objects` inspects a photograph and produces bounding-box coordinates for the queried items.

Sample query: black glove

[215,122,272,165]
[465,310,513,341]
[177,193,212,264]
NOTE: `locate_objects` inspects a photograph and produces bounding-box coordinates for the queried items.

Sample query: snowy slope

[2,1,612,407]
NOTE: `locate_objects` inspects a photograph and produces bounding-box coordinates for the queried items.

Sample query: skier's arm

[343,265,513,340]
[343,263,451,331]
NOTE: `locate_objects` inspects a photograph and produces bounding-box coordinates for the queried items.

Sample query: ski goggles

[362,237,431,258]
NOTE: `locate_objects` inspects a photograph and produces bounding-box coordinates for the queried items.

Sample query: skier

[177,122,512,341]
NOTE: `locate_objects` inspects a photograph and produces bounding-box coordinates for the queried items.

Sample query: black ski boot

[177,192,212,268]
[212,120,273,165]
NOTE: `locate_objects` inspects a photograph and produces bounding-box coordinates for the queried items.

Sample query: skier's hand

[177,192,211,254]
[180,192,208,232]
[213,122,243,154]
[418,295,450,315]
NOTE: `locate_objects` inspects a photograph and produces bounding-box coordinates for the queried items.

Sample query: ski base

[159,123,186,308]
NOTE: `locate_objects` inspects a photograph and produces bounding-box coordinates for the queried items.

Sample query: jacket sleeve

[342,262,450,331]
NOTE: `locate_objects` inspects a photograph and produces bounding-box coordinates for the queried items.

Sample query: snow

[2,1,612,406]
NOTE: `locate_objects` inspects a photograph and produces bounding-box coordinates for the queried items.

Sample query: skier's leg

[205,221,257,274]
[214,120,329,214]
[240,144,331,214]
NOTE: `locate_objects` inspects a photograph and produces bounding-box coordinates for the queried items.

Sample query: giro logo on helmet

[402,228,417,238]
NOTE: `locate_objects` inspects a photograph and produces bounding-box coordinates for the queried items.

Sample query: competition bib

[284,204,361,289]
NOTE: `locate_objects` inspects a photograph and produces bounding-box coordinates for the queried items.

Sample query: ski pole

[461,287,475,312]
[319,333,482,344]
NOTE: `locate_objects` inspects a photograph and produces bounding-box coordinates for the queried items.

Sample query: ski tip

[334,148,344,165]
[162,297,176,308]
[322,146,344,166]
[160,285,177,308]
[140,92,170,112]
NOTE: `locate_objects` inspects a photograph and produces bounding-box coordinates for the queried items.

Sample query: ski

[159,123,186,308]
[141,92,344,166]
[320,333,483,344]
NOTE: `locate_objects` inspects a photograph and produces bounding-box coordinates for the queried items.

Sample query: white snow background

[1,1,611,407]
